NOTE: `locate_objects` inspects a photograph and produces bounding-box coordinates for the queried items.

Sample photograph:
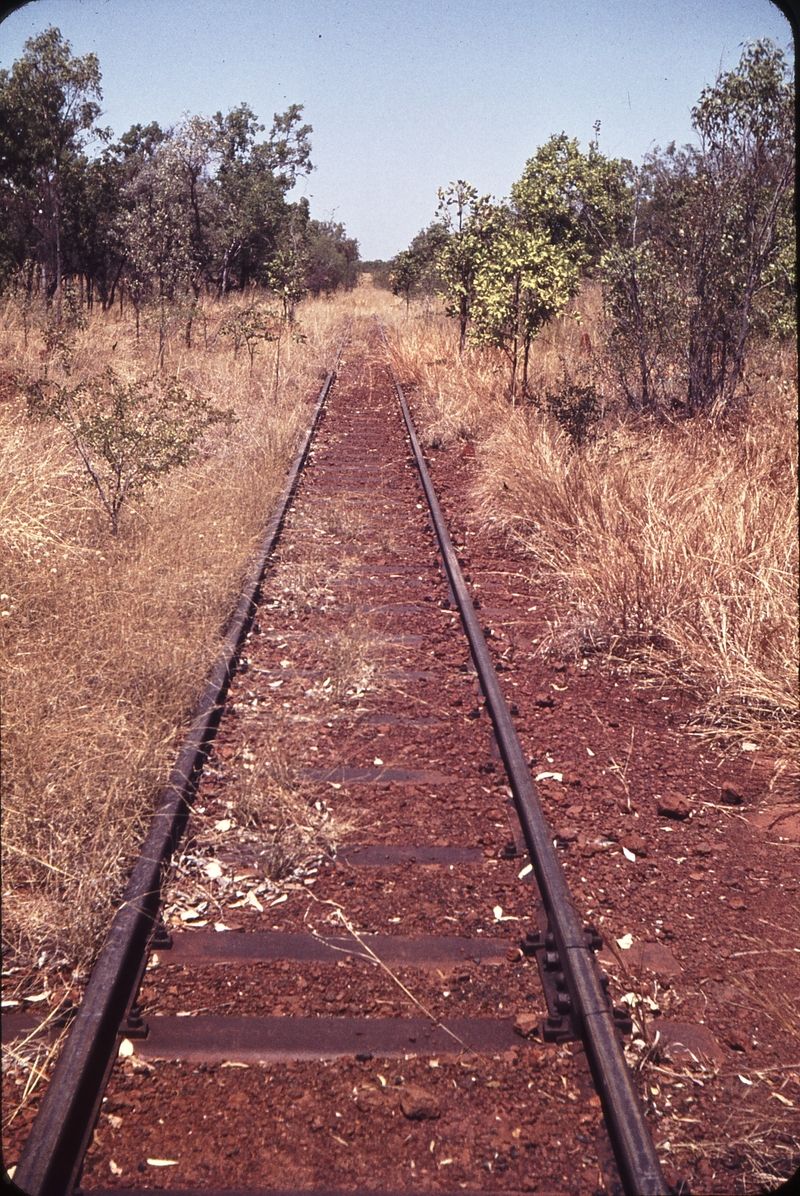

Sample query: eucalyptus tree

[601,39,795,414]
[0,26,105,319]
[435,182,495,353]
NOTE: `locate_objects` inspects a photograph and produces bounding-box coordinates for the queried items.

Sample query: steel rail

[380,328,670,1196]
[13,338,347,1196]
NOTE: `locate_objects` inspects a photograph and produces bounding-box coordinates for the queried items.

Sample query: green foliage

[0,34,358,324]
[511,132,632,271]
[389,222,448,307]
[305,220,360,296]
[544,367,601,446]
[0,27,105,316]
[23,368,235,533]
[219,304,279,373]
[602,40,795,415]
[435,182,496,352]
[469,207,581,400]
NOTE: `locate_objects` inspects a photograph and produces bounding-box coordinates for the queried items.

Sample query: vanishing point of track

[11,323,673,1196]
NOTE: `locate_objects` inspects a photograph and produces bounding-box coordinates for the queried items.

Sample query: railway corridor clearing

[4,322,798,1194]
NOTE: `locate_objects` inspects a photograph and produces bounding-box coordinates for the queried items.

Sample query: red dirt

[3,328,798,1194]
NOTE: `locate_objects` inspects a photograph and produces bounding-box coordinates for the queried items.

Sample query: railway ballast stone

[656,791,693,819]
[399,1084,441,1120]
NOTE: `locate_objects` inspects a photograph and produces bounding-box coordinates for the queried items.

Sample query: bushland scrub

[0,289,352,973]
[382,289,798,755]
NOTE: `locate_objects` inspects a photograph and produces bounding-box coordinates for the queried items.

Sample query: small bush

[23,368,235,533]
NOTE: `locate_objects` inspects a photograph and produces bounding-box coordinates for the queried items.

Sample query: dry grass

[213,741,348,877]
[0,289,349,971]
[384,292,798,753]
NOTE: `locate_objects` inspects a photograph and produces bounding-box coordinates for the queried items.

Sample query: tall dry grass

[0,288,351,970]
[384,292,798,752]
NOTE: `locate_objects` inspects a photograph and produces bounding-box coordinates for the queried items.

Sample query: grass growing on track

[0,292,350,972]
[382,293,798,754]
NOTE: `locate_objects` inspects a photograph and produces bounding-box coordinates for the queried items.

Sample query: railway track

[8,321,676,1195]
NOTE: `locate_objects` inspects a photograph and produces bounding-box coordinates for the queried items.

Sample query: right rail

[381,325,669,1196]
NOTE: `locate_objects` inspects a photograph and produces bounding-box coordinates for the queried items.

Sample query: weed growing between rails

[385,291,798,755]
[0,291,348,977]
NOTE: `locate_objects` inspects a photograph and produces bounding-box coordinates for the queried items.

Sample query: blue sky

[0,0,793,259]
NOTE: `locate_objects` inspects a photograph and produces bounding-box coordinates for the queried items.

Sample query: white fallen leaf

[518,863,533,879]
[109,1160,122,1176]
[180,909,200,921]
[205,859,223,880]
[221,1060,249,1068]
[214,922,231,932]
[268,680,283,688]
[280,659,292,668]
[269,893,288,907]
[622,846,637,863]
[586,748,595,757]
[741,742,758,752]
[245,891,264,912]
[147,1158,179,1167]
[772,1092,794,1106]
[616,934,634,950]
[190,920,208,928]
[23,991,51,1003]
[214,819,232,832]
[439,1158,454,1167]
[739,1074,753,1085]
[1,1000,20,1007]
[492,905,519,922]
[107,1114,123,1129]
[118,1038,134,1058]
[388,916,401,924]
[374,757,384,766]
[535,771,563,783]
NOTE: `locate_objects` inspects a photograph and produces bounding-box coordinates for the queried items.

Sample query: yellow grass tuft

[0,290,350,969]
[386,293,798,752]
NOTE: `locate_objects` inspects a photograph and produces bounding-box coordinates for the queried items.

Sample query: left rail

[12,344,345,1196]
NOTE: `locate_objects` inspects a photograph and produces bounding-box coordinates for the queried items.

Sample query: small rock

[720,782,744,805]
[656,792,693,820]
[534,692,554,708]
[556,826,579,843]
[513,1012,540,1039]
[399,1084,440,1120]
[728,896,746,911]
[725,1031,748,1053]
[619,831,648,857]
[356,1087,384,1114]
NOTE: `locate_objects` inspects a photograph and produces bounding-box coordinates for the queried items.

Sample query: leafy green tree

[435,182,495,353]
[305,220,360,296]
[511,131,632,272]
[0,27,104,321]
[219,303,279,374]
[390,222,447,308]
[602,39,794,414]
[116,136,197,358]
[469,205,581,401]
[23,368,235,534]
